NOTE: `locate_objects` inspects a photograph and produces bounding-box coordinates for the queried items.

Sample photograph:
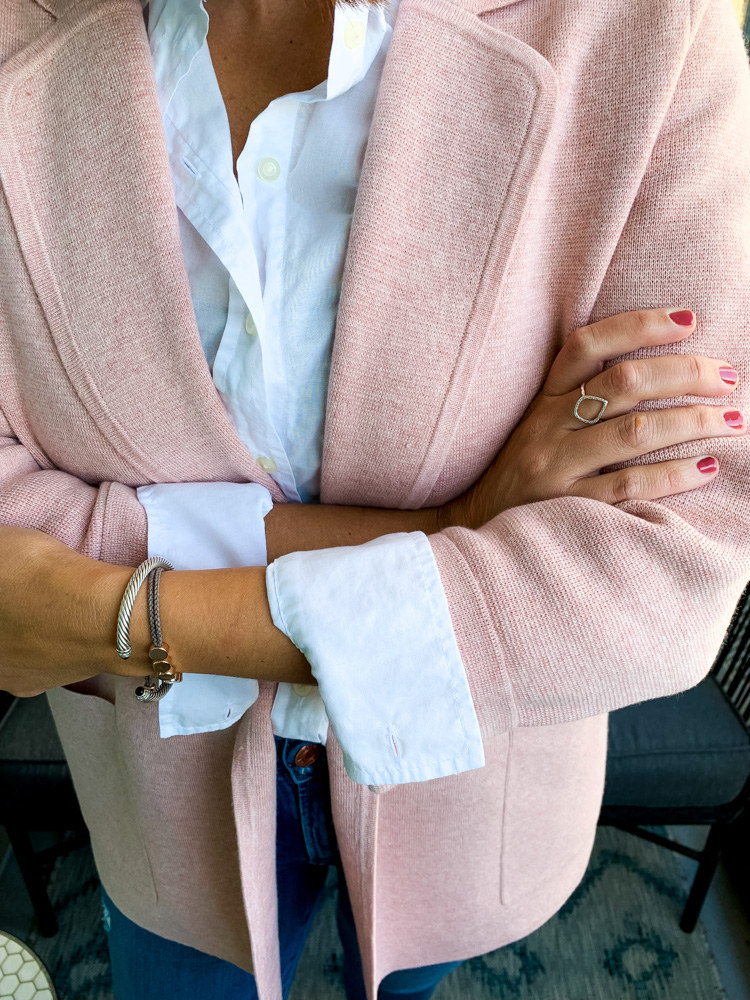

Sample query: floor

[666,825,750,1000]
[1,825,749,998]
[0,829,46,942]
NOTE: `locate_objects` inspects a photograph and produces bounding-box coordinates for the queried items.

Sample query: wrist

[405,506,442,537]
[437,495,472,531]
[90,560,151,678]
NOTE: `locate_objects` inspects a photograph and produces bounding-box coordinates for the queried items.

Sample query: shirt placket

[170,43,301,500]
[235,98,302,500]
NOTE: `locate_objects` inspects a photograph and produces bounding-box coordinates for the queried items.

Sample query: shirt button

[257,157,281,182]
[256,456,277,474]
[244,313,258,336]
[293,683,313,698]
[294,744,321,768]
[344,20,366,49]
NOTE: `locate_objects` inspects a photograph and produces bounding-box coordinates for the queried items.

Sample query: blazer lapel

[321,0,558,509]
[0,0,285,496]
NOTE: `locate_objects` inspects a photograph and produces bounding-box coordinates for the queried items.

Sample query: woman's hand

[443,308,743,531]
[0,526,128,697]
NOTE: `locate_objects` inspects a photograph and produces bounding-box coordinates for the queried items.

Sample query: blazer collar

[5,0,557,503]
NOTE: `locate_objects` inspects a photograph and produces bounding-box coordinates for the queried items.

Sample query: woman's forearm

[64,502,433,689]
[106,503,441,684]
[0,526,309,697]
[104,563,313,685]
[264,501,440,563]
[0,502,446,695]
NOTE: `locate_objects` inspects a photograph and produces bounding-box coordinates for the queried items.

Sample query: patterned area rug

[23,826,725,1000]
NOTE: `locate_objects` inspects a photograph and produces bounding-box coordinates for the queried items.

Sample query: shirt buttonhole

[180,156,201,179]
[387,725,401,761]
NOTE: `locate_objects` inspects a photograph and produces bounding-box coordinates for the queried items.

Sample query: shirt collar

[143,0,398,119]
[144,0,209,118]
[326,0,395,101]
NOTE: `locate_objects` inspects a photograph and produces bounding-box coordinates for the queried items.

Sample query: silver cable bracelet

[135,567,183,703]
[114,557,178,703]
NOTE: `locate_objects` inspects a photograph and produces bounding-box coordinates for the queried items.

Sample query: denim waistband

[275,735,338,867]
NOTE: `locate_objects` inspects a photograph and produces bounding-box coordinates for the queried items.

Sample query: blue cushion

[603,675,750,808]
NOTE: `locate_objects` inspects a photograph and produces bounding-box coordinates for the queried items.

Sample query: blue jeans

[101,736,462,999]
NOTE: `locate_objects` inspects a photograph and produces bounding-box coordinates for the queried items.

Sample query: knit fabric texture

[1,0,749,998]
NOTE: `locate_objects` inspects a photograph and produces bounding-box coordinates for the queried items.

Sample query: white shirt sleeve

[266,531,485,786]
[136,481,273,738]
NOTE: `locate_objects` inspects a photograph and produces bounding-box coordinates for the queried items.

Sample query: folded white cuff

[136,481,273,738]
[266,531,485,785]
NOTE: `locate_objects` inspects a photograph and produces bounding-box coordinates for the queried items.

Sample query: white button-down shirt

[136,0,484,786]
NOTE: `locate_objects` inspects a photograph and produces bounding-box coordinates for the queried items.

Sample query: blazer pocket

[500,717,608,905]
[45,685,158,907]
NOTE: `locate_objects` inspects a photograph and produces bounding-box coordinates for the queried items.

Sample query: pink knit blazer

[1,0,749,996]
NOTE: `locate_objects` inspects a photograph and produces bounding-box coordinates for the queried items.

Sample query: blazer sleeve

[429,0,750,741]
[0,408,147,567]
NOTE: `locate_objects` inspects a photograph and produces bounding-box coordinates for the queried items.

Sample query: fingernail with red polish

[697,456,718,474]
[724,410,744,428]
[669,310,694,326]
[720,367,738,384]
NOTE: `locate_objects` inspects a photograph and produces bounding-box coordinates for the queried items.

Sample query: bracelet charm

[135,566,182,700]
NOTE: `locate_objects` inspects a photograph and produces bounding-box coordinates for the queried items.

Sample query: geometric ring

[573,383,608,425]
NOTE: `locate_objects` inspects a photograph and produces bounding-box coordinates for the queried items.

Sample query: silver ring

[573,383,608,425]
